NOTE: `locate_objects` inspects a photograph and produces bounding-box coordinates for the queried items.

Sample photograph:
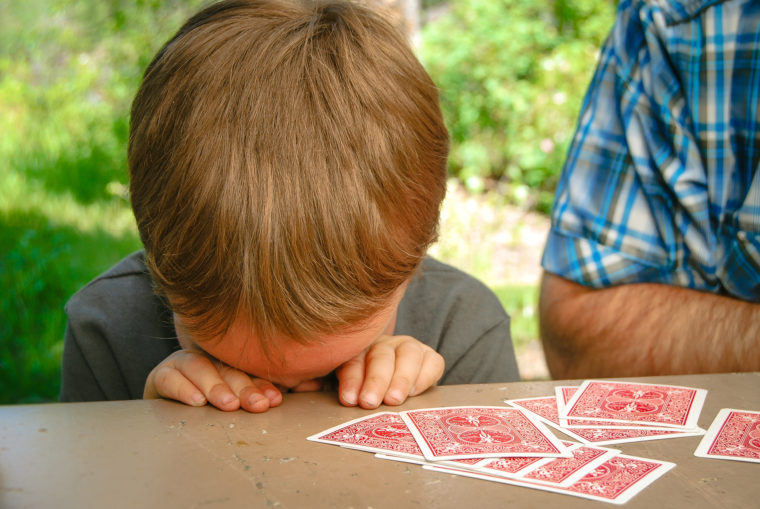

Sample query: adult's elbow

[538,272,590,380]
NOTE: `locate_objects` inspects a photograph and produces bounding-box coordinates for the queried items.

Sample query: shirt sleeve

[59,253,180,402]
[541,0,712,289]
[60,321,107,402]
[60,301,131,402]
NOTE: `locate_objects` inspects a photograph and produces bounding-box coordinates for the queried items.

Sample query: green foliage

[420,0,617,211]
[0,0,206,404]
[491,285,538,351]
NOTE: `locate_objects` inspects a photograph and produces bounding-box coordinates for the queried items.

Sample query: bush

[0,0,207,404]
[420,0,617,211]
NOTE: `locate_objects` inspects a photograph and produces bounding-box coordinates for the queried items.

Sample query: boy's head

[128,0,449,352]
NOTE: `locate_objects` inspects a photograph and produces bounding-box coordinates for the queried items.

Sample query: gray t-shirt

[60,251,519,401]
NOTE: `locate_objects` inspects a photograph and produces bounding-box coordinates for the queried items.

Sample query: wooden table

[1,373,758,508]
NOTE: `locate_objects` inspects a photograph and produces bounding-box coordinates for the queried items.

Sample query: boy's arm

[539,271,760,379]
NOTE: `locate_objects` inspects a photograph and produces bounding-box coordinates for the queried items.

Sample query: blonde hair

[128,0,449,344]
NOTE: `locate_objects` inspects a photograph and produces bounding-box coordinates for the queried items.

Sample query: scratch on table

[233,453,251,471]
[279,457,296,464]
[673,469,724,506]
[194,496,231,507]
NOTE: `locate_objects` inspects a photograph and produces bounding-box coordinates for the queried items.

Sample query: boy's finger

[290,378,323,393]
[335,354,366,406]
[253,378,284,407]
[150,365,207,407]
[239,378,284,413]
[217,366,273,413]
[174,352,240,411]
[409,349,445,396]
[383,339,424,406]
[358,342,396,409]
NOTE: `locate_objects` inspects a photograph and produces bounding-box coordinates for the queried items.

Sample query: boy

[60,0,519,412]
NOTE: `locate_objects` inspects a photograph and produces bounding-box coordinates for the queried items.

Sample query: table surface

[1,372,759,509]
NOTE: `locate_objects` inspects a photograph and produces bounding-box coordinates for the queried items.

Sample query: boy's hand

[143,349,284,412]
[335,335,444,409]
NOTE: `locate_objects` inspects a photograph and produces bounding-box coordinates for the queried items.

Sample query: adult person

[539,0,760,379]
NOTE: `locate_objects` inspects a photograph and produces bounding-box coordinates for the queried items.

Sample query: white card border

[374,452,504,471]
[517,443,621,487]
[566,426,705,446]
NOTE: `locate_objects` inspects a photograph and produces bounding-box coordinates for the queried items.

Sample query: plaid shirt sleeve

[541,0,760,302]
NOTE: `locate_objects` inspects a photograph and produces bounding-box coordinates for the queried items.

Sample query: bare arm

[538,271,760,379]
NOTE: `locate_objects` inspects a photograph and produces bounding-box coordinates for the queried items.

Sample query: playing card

[378,449,567,478]
[425,454,675,505]
[561,380,706,429]
[555,386,695,431]
[505,396,563,427]
[506,394,703,445]
[307,412,423,459]
[475,455,553,478]
[373,453,487,469]
[567,426,705,446]
[694,408,760,463]
[400,406,569,461]
[518,442,620,487]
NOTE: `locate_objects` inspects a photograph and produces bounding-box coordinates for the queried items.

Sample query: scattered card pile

[507,380,707,446]
[308,380,718,504]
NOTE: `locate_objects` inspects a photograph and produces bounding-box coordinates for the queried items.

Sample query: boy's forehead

[173,299,400,387]
[173,280,407,351]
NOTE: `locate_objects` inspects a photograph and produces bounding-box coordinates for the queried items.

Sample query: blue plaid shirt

[541,0,760,302]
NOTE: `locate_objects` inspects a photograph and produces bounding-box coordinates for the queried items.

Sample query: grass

[1,164,141,404]
[1,113,142,404]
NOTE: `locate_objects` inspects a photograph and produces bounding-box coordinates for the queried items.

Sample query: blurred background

[0,0,617,404]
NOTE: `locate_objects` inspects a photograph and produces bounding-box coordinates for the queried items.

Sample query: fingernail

[248,393,265,406]
[220,393,236,406]
[361,393,378,408]
[409,385,417,396]
[342,391,357,405]
[191,392,206,405]
[264,389,280,401]
[387,389,404,404]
